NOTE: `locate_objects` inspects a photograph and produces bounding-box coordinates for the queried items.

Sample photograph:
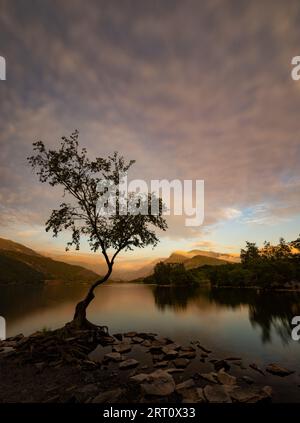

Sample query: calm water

[1,282,300,401]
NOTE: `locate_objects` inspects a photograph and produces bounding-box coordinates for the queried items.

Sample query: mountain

[0,237,40,256]
[172,249,240,263]
[183,255,229,269]
[164,252,229,269]
[0,238,100,285]
[0,252,45,285]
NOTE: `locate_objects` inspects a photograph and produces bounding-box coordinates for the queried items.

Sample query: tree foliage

[28,131,167,327]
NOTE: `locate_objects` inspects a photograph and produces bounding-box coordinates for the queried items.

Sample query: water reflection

[1,283,300,346]
[151,285,200,311]
[151,285,300,345]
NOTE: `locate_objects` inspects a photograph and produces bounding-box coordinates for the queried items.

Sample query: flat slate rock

[249,363,265,375]
[129,373,149,384]
[181,387,206,404]
[217,369,237,386]
[119,358,139,369]
[175,379,195,393]
[141,370,175,396]
[266,363,295,377]
[113,343,132,353]
[104,352,123,362]
[173,358,190,368]
[214,359,230,372]
[178,351,196,359]
[203,385,232,403]
[228,385,272,403]
[91,388,124,403]
[199,372,218,384]
[154,361,169,368]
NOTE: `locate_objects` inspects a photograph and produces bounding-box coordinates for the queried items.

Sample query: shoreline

[0,327,298,403]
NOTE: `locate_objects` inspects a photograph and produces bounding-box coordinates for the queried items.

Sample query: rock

[203,385,232,403]
[88,345,103,363]
[77,384,98,394]
[130,373,149,384]
[214,360,230,372]
[249,363,265,375]
[124,331,137,338]
[197,344,212,353]
[35,362,46,371]
[165,368,184,374]
[132,336,144,344]
[92,388,124,403]
[6,333,24,342]
[136,332,157,340]
[181,387,206,403]
[113,333,123,341]
[45,395,60,403]
[166,343,180,350]
[141,340,152,348]
[217,369,237,386]
[180,346,196,352]
[113,343,131,354]
[149,345,163,354]
[262,385,272,398]
[154,361,169,368]
[155,337,171,345]
[152,354,164,362]
[242,376,254,385]
[141,370,175,396]
[266,363,294,377]
[199,372,218,384]
[104,352,123,362]
[173,358,190,368]
[162,348,178,359]
[225,356,242,361]
[229,385,272,403]
[178,351,196,359]
[119,358,139,369]
[175,379,195,393]
[1,340,17,348]
[0,346,15,354]
[200,352,208,358]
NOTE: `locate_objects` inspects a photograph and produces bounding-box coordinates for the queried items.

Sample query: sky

[1,0,300,266]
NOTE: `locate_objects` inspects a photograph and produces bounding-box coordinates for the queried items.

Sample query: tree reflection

[150,284,300,345]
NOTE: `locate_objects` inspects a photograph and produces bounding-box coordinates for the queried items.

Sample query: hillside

[165,251,232,269]
[0,239,100,285]
[173,249,240,263]
[0,253,45,285]
[183,255,229,269]
[0,237,40,256]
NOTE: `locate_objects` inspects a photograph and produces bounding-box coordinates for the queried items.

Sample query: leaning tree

[28,130,167,329]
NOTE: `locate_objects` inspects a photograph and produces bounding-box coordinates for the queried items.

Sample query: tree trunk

[71,267,112,329]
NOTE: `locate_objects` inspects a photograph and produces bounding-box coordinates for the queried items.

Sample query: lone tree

[28,131,167,329]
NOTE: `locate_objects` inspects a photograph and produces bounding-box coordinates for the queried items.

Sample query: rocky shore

[0,328,297,403]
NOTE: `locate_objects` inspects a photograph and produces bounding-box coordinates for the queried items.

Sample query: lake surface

[1,282,300,401]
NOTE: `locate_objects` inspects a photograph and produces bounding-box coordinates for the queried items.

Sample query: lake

[1,282,300,401]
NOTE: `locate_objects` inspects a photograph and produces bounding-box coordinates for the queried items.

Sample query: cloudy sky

[1,0,300,263]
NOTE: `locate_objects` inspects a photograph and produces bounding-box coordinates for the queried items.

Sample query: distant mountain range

[0,237,99,285]
[45,247,240,280]
[0,237,240,284]
[165,249,240,268]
